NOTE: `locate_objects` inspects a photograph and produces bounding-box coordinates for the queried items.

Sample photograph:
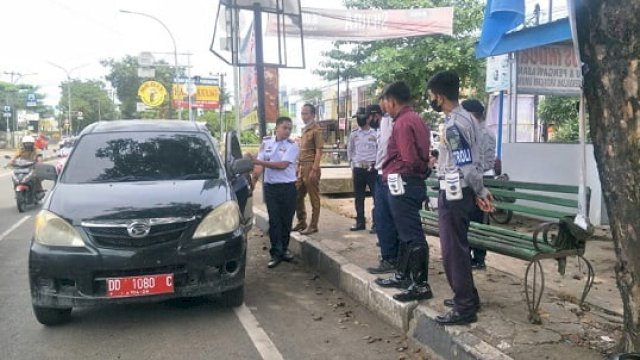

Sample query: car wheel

[220,286,244,307]
[33,306,72,326]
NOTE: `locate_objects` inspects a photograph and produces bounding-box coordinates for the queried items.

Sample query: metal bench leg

[577,255,595,311]
[525,260,545,324]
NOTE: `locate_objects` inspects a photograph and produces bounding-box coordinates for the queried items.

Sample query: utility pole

[219,73,225,139]
[48,62,89,136]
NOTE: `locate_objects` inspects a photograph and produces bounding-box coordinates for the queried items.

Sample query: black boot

[375,242,410,288]
[393,246,433,302]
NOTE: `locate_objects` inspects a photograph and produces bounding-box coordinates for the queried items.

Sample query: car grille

[84,221,193,248]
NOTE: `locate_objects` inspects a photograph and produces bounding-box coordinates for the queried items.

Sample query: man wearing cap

[347,106,378,231]
[367,94,402,274]
[461,99,496,270]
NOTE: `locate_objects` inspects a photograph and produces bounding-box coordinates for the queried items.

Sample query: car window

[61,132,221,183]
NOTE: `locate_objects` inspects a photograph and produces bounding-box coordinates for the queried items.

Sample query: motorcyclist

[10,135,44,192]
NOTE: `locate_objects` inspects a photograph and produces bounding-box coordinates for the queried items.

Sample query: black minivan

[29,120,254,325]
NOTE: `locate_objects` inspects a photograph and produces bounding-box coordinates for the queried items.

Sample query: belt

[383,175,425,187]
[265,181,296,186]
[352,161,376,169]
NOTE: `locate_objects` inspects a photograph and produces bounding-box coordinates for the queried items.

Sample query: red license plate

[106,273,174,298]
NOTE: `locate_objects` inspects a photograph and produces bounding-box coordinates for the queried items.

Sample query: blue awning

[477,18,572,58]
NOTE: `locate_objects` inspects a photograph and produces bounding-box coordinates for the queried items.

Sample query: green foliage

[197,108,237,141]
[298,87,324,103]
[240,130,260,144]
[0,82,51,131]
[538,96,587,143]
[315,0,486,110]
[101,55,178,119]
[58,80,117,133]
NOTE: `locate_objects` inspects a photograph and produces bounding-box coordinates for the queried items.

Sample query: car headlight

[193,201,240,239]
[34,210,85,247]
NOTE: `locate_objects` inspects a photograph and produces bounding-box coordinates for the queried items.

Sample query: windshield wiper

[175,173,218,180]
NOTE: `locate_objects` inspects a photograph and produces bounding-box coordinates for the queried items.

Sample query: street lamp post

[119,9,182,121]
[48,62,88,136]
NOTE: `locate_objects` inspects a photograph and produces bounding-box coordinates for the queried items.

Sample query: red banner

[267,7,453,41]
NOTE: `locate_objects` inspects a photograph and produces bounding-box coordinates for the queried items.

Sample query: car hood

[47,179,231,224]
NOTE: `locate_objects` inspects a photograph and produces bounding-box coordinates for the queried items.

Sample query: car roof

[80,120,209,135]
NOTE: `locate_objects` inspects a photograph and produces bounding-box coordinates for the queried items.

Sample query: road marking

[0,171,11,178]
[0,216,31,243]
[234,304,285,360]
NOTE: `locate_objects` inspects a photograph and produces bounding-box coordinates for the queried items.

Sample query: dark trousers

[469,203,488,264]
[438,187,480,315]
[264,182,297,259]
[353,167,377,224]
[374,176,398,261]
[388,183,428,255]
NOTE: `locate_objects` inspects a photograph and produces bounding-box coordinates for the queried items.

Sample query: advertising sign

[516,44,582,96]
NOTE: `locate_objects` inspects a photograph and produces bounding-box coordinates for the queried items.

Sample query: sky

[0,0,566,107]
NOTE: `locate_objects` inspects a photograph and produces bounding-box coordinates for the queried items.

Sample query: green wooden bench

[421,177,595,324]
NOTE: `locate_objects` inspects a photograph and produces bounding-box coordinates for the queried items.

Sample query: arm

[347,133,355,162]
[395,119,429,173]
[252,159,290,170]
[250,165,264,189]
[309,130,324,181]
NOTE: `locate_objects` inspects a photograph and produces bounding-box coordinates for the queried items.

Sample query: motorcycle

[9,158,46,213]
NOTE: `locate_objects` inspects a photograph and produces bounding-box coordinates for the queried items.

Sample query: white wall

[502,143,608,225]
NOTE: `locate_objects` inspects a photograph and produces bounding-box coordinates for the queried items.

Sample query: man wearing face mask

[347,107,378,231]
[293,103,325,235]
[374,81,433,302]
[427,71,495,325]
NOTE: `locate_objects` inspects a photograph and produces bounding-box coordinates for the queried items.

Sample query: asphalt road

[0,168,419,360]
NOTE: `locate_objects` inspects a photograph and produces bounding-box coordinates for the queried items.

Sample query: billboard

[172,77,221,109]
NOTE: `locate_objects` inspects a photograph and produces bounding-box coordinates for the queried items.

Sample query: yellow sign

[172,84,220,102]
[138,81,167,107]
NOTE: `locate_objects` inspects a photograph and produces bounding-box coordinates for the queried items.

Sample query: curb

[253,209,513,360]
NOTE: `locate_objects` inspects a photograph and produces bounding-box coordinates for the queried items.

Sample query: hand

[476,192,496,213]
[308,167,320,182]
[246,153,256,161]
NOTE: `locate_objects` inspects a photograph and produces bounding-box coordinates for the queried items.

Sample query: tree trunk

[576,1,640,351]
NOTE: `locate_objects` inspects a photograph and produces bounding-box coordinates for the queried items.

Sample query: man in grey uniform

[347,107,378,231]
[461,99,496,270]
[427,71,495,325]
[250,117,300,268]
[367,97,400,274]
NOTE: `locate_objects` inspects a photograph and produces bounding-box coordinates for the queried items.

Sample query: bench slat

[494,202,574,219]
[490,188,578,208]
[467,236,545,260]
[484,179,583,194]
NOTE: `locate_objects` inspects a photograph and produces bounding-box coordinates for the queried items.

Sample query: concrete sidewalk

[252,185,623,360]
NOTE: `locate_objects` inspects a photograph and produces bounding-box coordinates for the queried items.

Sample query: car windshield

[61,131,221,184]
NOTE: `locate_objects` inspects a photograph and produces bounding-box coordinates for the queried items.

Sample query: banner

[516,45,581,96]
[267,7,453,41]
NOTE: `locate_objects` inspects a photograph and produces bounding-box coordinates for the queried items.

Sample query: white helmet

[21,135,35,144]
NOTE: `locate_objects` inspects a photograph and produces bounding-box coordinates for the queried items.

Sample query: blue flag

[476,0,525,58]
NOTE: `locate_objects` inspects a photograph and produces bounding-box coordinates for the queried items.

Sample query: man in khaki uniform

[293,103,324,235]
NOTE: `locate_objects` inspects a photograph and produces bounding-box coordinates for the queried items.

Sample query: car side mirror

[231,158,253,176]
[35,163,58,182]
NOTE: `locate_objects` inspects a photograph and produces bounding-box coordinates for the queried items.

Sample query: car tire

[220,286,244,307]
[33,306,72,326]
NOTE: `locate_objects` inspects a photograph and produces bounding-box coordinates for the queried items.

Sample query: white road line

[0,216,31,243]
[0,172,11,178]
[234,304,285,360]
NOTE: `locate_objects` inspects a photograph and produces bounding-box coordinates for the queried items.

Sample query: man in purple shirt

[374,81,433,302]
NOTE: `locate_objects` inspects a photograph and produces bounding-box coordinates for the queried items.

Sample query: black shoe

[350,223,366,231]
[443,299,481,311]
[367,259,397,274]
[471,262,486,271]
[369,225,376,234]
[393,284,434,302]
[436,309,477,325]
[268,257,282,268]
[374,275,411,289]
[282,252,294,262]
